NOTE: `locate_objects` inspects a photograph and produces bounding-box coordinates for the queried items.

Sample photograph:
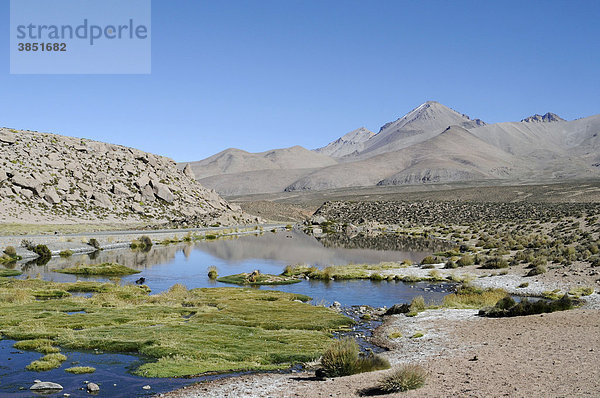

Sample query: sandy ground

[161,308,600,398]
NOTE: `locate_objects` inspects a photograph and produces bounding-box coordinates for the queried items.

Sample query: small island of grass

[0,269,22,277]
[217,271,302,285]
[55,262,140,276]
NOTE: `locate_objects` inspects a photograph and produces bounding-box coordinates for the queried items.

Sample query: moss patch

[0,278,351,377]
[26,353,67,371]
[55,262,140,276]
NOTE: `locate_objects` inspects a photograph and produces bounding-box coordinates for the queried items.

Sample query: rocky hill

[0,127,257,225]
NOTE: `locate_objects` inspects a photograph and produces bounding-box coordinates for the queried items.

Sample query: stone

[123,163,136,174]
[183,163,195,179]
[384,303,411,315]
[30,382,63,391]
[43,189,61,204]
[11,175,42,195]
[131,203,144,214]
[92,192,112,208]
[136,175,150,188]
[0,171,7,183]
[0,131,16,144]
[142,385,151,390]
[112,183,131,197]
[56,178,70,191]
[312,216,327,225]
[152,182,174,203]
[86,382,100,392]
[141,185,155,202]
[21,189,33,199]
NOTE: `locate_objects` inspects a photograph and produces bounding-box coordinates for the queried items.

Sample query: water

[1,229,456,397]
[14,229,454,308]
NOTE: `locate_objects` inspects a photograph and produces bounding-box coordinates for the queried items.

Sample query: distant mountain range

[181,101,600,196]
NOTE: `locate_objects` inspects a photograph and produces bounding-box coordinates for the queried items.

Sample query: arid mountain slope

[285,126,514,191]
[314,127,375,157]
[0,128,256,225]
[184,145,337,180]
[186,102,600,196]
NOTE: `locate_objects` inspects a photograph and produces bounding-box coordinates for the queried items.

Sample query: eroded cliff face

[0,127,258,225]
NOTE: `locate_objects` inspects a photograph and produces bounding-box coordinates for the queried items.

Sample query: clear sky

[1,0,599,161]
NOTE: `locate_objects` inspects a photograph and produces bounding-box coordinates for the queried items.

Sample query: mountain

[521,112,565,123]
[0,127,256,225]
[284,125,514,191]
[314,127,375,157]
[183,145,337,180]
[343,101,486,159]
[185,102,600,196]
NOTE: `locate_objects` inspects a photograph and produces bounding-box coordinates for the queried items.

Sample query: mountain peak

[521,112,565,123]
[314,127,375,158]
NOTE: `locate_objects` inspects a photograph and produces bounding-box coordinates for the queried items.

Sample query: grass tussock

[443,285,509,309]
[26,353,67,371]
[14,339,60,354]
[378,364,427,393]
[319,337,390,377]
[207,266,218,280]
[0,278,351,377]
[65,366,96,374]
[55,262,140,276]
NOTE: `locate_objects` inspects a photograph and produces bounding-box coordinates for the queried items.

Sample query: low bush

[480,294,578,317]
[420,256,438,265]
[526,265,547,276]
[456,255,474,267]
[481,257,509,269]
[59,250,73,257]
[378,364,427,393]
[3,246,17,257]
[207,266,218,280]
[33,244,52,261]
[88,238,101,250]
[319,337,390,377]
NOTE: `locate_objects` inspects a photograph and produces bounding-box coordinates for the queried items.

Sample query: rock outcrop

[0,127,258,225]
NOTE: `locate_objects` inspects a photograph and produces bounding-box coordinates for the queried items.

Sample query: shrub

[140,235,152,248]
[456,255,474,267]
[33,244,52,261]
[320,337,360,377]
[480,294,577,317]
[420,256,437,265]
[481,256,508,269]
[517,282,529,288]
[319,338,390,377]
[88,238,101,250]
[59,250,73,257]
[207,266,218,280]
[3,246,17,257]
[526,265,547,276]
[378,364,427,393]
[444,260,457,269]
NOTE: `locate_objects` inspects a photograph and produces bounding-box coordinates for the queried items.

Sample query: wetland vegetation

[0,275,351,378]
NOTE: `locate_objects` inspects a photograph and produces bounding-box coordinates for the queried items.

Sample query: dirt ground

[161,308,600,398]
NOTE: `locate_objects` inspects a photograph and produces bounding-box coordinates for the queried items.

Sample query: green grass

[0,278,351,377]
[65,366,96,374]
[568,287,594,297]
[26,353,67,371]
[59,250,73,257]
[283,262,415,281]
[0,269,22,277]
[319,337,390,377]
[13,338,60,354]
[217,273,302,286]
[443,285,509,309]
[55,262,140,276]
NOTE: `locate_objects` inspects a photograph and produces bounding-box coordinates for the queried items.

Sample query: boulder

[183,163,195,179]
[136,175,150,188]
[0,171,7,183]
[56,178,70,191]
[312,215,327,225]
[0,131,16,144]
[43,189,61,204]
[131,203,145,214]
[30,381,63,391]
[384,303,411,315]
[152,182,174,203]
[86,382,100,392]
[140,185,155,202]
[112,182,131,197]
[11,175,42,195]
[92,192,112,208]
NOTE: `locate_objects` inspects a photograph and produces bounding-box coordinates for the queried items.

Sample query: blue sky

[1,0,599,161]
